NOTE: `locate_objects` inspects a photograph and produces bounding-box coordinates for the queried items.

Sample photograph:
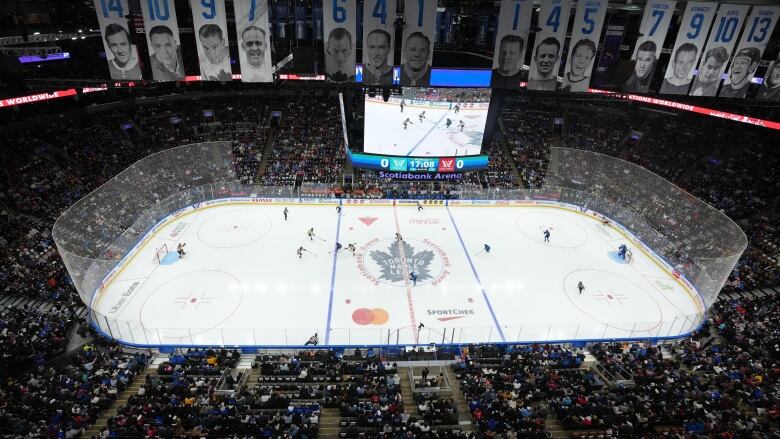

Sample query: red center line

[392,203,418,343]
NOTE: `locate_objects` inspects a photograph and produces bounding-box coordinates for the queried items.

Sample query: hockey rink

[364,99,488,157]
[90,201,705,347]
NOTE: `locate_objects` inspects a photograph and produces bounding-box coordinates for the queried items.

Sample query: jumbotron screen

[364,87,491,157]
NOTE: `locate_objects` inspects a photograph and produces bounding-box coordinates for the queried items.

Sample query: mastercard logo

[352,308,389,325]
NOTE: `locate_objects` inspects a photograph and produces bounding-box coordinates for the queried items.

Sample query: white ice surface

[91,202,704,347]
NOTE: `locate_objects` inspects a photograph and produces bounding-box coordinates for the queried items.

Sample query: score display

[348,150,489,173]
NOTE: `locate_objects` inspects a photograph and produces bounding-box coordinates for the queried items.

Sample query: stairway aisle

[443,368,474,432]
[81,362,160,438]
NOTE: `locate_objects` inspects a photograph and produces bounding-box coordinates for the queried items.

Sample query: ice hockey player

[403,118,413,130]
[445,118,452,128]
[458,120,465,132]
[454,103,460,113]
[418,111,426,122]
[335,242,343,254]
[283,207,289,221]
[305,332,318,345]
[400,100,405,112]
[336,205,342,214]
[578,281,585,294]
[307,228,315,241]
[297,246,306,259]
[618,244,628,259]
[543,229,550,242]
[416,201,423,211]
[409,272,418,286]
[177,242,187,258]
[395,232,404,242]
[484,244,491,254]
[347,243,357,256]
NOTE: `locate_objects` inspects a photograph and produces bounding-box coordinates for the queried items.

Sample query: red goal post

[154,243,168,264]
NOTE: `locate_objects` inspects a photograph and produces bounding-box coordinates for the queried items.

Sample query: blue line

[445,205,506,342]
[405,110,450,156]
[324,201,343,345]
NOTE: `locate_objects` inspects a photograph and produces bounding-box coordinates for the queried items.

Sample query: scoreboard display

[348,151,489,173]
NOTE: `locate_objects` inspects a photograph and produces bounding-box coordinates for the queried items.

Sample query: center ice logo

[357,238,450,286]
[370,241,434,283]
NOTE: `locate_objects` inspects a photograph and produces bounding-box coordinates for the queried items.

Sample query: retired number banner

[528,0,574,91]
[94,0,142,80]
[660,1,717,95]
[562,0,608,92]
[361,0,397,85]
[140,0,185,81]
[719,6,780,98]
[400,0,437,86]
[689,4,750,96]
[622,0,676,94]
[323,0,357,83]
[491,0,533,89]
[190,0,232,81]
[234,0,273,82]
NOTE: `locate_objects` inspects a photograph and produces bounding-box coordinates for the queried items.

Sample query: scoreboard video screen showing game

[364,87,491,157]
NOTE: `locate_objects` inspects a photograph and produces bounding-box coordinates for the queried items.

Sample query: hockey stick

[304,249,318,257]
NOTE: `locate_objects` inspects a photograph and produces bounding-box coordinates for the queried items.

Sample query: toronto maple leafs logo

[370,241,435,283]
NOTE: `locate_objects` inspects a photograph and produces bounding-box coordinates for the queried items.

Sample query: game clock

[348,150,489,173]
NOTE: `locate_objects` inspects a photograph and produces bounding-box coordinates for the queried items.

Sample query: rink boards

[89,197,706,348]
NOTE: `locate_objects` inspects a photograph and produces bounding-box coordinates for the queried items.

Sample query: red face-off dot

[345,299,351,304]
[352,308,374,325]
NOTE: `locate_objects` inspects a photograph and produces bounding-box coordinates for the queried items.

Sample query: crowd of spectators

[263,96,346,186]
[0,342,148,437]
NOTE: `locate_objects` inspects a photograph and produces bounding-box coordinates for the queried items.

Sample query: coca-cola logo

[409,218,440,225]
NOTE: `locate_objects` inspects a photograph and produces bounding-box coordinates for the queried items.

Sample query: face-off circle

[563,269,663,333]
[140,270,244,337]
[356,238,450,287]
[196,208,272,248]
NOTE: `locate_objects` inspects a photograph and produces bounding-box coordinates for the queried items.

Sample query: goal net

[154,243,168,264]
[625,249,633,263]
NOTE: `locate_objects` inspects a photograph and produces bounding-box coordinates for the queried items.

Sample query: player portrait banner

[190,0,231,81]
[361,0,397,86]
[323,0,357,83]
[94,0,142,80]
[234,0,273,83]
[719,5,780,98]
[660,1,717,95]
[688,3,750,97]
[622,0,676,94]
[140,0,185,81]
[491,0,533,89]
[527,0,574,91]
[562,0,608,92]
[400,0,437,86]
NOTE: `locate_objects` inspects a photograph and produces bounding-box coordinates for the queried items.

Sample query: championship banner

[688,3,750,96]
[562,0,608,92]
[361,0,397,85]
[491,0,533,89]
[622,0,676,94]
[590,22,625,87]
[400,0,438,86]
[719,6,780,98]
[190,0,231,81]
[234,0,273,83]
[528,0,574,91]
[94,0,142,80]
[140,0,185,81]
[323,0,357,82]
[660,1,717,95]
